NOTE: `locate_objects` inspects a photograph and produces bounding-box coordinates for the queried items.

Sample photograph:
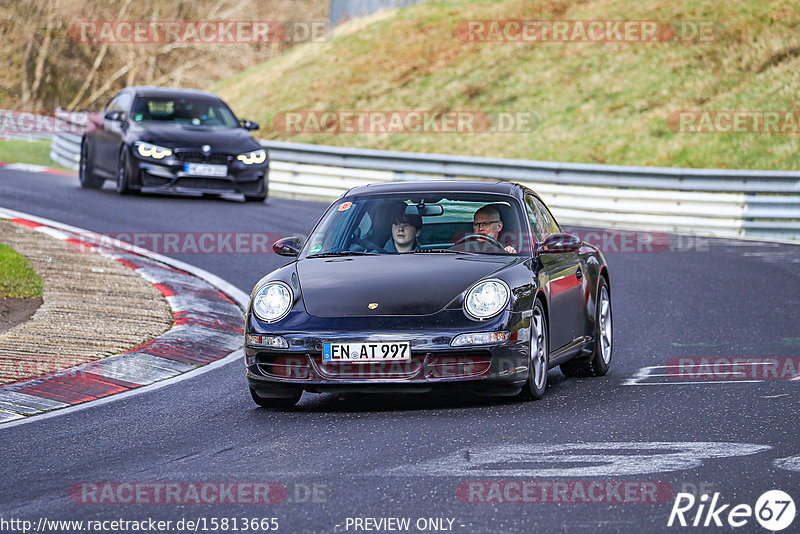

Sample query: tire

[249,387,301,408]
[115,147,133,195]
[78,138,104,189]
[519,299,549,400]
[244,177,267,202]
[561,278,612,378]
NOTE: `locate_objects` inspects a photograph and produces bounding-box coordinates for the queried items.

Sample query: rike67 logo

[668,490,795,530]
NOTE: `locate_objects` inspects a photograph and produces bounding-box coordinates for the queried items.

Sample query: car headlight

[464,279,510,320]
[136,142,173,159]
[252,281,293,322]
[237,149,266,165]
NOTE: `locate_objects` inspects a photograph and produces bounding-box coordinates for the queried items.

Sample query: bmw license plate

[183,163,227,177]
[322,341,411,363]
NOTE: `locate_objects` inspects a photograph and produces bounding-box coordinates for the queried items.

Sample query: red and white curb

[0,208,249,425]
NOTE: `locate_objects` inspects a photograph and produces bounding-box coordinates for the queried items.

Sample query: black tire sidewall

[116,147,130,194]
[525,301,548,399]
[591,279,611,374]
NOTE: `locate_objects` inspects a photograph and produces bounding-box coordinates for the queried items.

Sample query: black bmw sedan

[79,86,268,201]
[245,180,613,407]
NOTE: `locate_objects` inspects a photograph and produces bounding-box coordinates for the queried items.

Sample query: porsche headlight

[237,149,266,165]
[136,142,173,159]
[464,279,510,320]
[252,281,293,322]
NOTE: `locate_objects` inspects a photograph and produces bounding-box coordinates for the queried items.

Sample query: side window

[116,93,132,115]
[525,195,547,242]
[533,197,561,235]
[105,96,121,113]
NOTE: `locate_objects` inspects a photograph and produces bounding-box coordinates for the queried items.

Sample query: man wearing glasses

[473,205,517,254]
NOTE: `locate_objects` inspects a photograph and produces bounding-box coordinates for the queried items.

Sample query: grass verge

[0,139,71,171]
[0,242,43,298]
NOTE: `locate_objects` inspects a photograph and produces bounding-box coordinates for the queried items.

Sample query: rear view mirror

[406,204,444,217]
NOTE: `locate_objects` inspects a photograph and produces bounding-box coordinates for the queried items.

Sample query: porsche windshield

[131,97,239,128]
[303,193,530,257]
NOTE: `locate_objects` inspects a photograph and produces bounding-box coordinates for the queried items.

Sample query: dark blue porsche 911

[245,180,612,407]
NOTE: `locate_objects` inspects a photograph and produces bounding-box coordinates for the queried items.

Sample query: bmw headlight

[464,279,510,320]
[136,142,173,159]
[252,281,293,322]
[237,149,266,165]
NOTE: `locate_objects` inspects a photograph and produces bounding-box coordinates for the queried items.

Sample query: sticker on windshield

[337,202,353,212]
[134,114,143,122]
[310,245,323,254]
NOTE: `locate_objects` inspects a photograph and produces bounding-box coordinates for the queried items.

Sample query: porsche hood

[296,254,518,317]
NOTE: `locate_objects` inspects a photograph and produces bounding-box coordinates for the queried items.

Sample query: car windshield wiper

[414,248,480,255]
[307,250,379,258]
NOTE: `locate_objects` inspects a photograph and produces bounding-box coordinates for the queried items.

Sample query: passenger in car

[385,210,422,253]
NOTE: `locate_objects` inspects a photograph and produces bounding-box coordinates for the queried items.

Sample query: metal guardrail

[262,140,800,240]
[48,114,800,240]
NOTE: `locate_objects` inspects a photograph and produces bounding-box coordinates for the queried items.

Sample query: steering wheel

[349,228,382,252]
[453,233,505,251]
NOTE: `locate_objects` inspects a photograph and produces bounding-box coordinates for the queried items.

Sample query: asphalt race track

[1,168,799,533]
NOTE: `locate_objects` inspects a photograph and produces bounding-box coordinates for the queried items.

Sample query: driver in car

[473,206,517,254]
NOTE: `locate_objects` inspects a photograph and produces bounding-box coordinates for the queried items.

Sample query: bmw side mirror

[104,111,124,122]
[539,233,582,254]
[240,119,259,131]
[273,237,303,256]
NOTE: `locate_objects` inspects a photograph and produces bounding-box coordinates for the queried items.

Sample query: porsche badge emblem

[368,303,379,309]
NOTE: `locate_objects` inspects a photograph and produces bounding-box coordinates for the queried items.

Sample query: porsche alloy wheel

[521,300,548,400]
[249,387,301,408]
[561,278,612,378]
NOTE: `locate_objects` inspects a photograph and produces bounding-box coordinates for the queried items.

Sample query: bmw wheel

[244,177,267,202]
[78,138,104,189]
[116,147,133,195]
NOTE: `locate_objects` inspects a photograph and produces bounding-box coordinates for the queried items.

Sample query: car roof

[123,86,223,100]
[344,180,522,197]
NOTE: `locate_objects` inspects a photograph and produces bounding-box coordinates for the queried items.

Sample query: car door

[94,92,131,174]
[526,194,585,351]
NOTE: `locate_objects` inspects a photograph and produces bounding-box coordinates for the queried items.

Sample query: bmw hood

[297,254,519,317]
[130,124,261,152]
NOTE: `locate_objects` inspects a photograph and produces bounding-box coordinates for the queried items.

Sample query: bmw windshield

[302,193,531,257]
[131,96,239,129]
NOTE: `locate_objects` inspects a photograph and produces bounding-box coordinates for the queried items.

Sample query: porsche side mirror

[539,233,582,254]
[273,237,303,256]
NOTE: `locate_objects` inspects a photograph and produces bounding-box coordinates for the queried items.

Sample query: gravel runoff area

[0,219,173,385]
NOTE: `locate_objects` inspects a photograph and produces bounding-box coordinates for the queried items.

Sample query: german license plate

[183,163,227,177]
[322,341,411,363]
